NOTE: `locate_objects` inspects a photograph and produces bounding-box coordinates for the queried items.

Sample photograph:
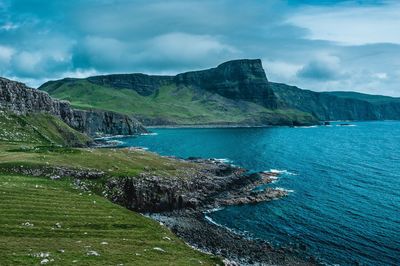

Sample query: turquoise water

[112,121,400,265]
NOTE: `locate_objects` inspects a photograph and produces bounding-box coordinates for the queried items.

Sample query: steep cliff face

[0,77,147,137]
[175,59,278,109]
[270,82,400,121]
[82,59,278,109]
[87,74,174,96]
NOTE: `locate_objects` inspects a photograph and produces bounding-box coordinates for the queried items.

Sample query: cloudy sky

[0,0,399,96]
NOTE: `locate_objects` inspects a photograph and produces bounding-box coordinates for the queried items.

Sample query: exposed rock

[103,159,285,213]
[0,77,147,137]
[175,59,278,109]
[76,59,278,110]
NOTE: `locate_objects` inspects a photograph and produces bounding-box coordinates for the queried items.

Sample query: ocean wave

[106,140,124,145]
[269,169,297,176]
[294,125,318,128]
[141,132,158,136]
[336,124,357,127]
[213,158,233,164]
[274,187,294,193]
[204,215,240,235]
[204,207,225,213]
[128,146,149,151]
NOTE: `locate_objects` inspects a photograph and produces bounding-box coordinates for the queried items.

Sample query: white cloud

[373,72,388,80]
[149,32,238,61]
[0,22,19,31]
[288,3,400,45]
[262,60,302,82]
[0,45,14,64]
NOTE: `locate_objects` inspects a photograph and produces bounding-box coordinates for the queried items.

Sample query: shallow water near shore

[110,121,400,265]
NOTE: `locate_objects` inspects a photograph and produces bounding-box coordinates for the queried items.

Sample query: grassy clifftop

[0,111,91,147]
[40,79,316,126]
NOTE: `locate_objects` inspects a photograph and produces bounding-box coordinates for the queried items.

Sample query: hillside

[1,77,146,138]
[0,173,221,265]
[0,111,91,147]
[324,91,400,104]
[270,82,400,121]
[39,60,317,126]
[40,59,400,125]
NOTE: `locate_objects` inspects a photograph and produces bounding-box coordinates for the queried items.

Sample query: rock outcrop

[175,59,278,109]
[0,77,147,136]
[84,59,278,109]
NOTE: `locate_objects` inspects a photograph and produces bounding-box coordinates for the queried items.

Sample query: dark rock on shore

[151,211,316,266]
[103,159,285,213]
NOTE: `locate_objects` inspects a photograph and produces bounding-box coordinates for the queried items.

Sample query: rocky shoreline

[3,146,316,265]
[100,157,317,265]
[150,210,315,266]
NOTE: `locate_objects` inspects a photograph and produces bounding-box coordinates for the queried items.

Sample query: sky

[0,0,399,96]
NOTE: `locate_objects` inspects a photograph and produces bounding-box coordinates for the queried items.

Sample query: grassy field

[0,111,90,147]
[40,79,316,125]
[0,174,221,265]
[0,143,197,178]
[0,118,222,265]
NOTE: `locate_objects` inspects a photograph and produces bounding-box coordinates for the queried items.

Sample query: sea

[108,121,400,265]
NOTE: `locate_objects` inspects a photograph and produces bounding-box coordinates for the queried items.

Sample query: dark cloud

[297,59,342,80]
[0,0,399,96]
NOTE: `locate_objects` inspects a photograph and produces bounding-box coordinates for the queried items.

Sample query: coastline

[145,124,277,129]
[97,153,317,265]
[150,210,316,266]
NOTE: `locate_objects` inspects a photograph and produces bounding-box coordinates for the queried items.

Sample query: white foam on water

[128,146,148,151]
[107,140,124,145]
[269,169,297,176]
[213,158,232,163]
[204,207,225,213]
[274,187,294,193]
[204,215,239,235]
[141,132,158,136]
[294,125,318,128]
[336,124,357,127]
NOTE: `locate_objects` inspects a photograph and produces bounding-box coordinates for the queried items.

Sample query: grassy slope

[0,143,198,179]
[0,111,90,147]
[40,79,315,125]
[0,142,221,265]
[324,91,400,104]
[0,174,220,265]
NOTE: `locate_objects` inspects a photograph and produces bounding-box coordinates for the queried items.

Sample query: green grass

[0,110,222,265]
[40,79,316,125]
[0,174,221,265]
[0,111,91,147]
[0,143,198,178]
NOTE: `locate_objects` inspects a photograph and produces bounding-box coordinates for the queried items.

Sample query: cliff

[270,82,400,121]
[39,58,400,124]
[0,77,147,137]
[40,60,316,126]
[81,59,278,109]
